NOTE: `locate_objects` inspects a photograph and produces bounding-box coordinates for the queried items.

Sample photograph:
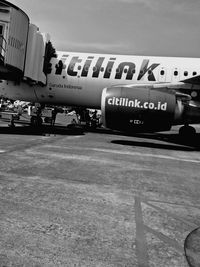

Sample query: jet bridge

[0,0,56,85]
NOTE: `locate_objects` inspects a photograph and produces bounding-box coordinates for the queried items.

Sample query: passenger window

[174,71,178,76]
[193,71,197,76]
[160,70,165,75]
[184,71,188,76]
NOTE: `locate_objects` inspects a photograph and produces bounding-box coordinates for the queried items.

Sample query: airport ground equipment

[0,110,19,127]
[73,108,101,129]
[29,105,56,126]
[0,102,57,127]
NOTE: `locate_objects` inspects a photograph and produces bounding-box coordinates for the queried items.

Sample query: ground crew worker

[51,107,58,126]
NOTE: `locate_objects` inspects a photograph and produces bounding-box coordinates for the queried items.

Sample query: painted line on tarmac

[89,148,200,164]
[147,199,200,209]
[134,196,149,267]
[44,145,200,164]
[144,225,183,253]
[143,200,198,229]
[26,151,96,161]
[25,150,151,170]
[25,150,120,165]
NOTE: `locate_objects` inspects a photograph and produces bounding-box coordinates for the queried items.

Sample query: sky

[9,0,200,57]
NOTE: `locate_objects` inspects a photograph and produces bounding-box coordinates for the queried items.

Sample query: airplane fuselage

[1,51,200,108]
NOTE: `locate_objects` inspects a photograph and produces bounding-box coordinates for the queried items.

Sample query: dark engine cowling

[101,86,176,132]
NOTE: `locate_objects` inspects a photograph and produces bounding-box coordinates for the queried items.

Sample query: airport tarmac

[0,114,200,266]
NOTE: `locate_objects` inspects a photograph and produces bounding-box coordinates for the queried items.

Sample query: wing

[181,75,200,85]
[117,83,193,102]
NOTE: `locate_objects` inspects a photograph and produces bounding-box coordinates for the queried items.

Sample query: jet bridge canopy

[0,0,29,80]
[0,0,56,85]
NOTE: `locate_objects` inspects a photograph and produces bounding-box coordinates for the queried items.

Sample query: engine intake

[101,86,176,132]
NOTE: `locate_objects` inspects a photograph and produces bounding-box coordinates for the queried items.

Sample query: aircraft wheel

[179,125,196,138]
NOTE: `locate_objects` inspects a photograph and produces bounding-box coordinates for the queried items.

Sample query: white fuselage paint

[0,51,200,108]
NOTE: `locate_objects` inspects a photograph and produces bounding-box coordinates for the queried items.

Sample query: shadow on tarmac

[1,118,200,151]
[85,127,200,151]
[0,124,84,136]
[111,133,200,151]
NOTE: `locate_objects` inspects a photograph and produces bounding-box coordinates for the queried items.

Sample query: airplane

[0,0,200,137]
[1,50,200,136]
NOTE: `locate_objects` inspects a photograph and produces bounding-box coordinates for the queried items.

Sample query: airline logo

[53,55,160,81]
[107,97,168,111]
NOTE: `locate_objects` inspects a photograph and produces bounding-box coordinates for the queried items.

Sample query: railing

[0,35,6,63]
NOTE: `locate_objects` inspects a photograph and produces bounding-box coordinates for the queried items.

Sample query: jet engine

[101,86,178,133]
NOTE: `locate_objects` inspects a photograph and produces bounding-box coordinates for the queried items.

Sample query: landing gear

[30,116,43,127]
[179,125,196,138]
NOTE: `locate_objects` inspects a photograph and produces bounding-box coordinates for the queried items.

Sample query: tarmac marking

[90,148,200,163]
[43,146,200,164]
[25,150,151,171]
[147,199,200,209]
[25,150,123,165]
[143,200,198,229]
[63,136,83,139]
[144,225,184,253]
[137,198,190,257]
[0,150,5,153]
[26,151,99,162]
[134,196,149,267]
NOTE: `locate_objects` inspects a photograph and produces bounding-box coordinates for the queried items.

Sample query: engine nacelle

[101,86,176,132]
